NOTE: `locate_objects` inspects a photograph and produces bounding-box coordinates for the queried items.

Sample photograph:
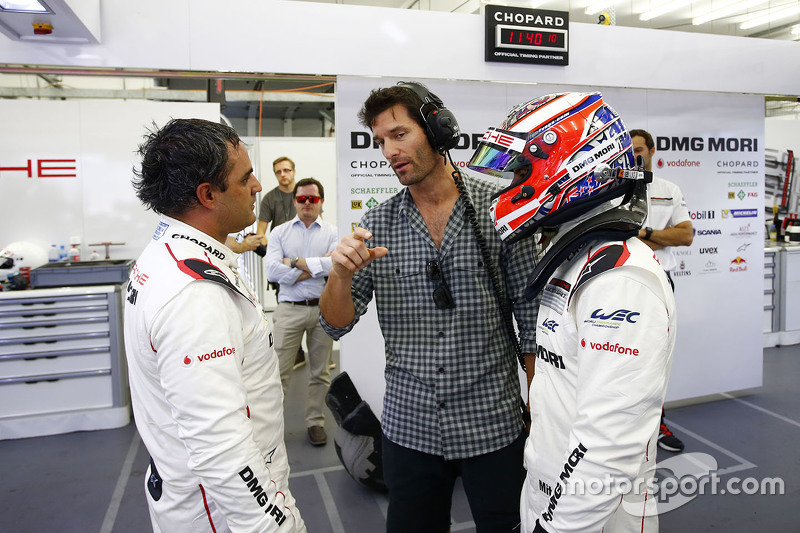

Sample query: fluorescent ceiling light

[692,0,768,25]
[585,1,623,15]
[0,0,52,13]
[739,2,800,29]
[639,0,693,21]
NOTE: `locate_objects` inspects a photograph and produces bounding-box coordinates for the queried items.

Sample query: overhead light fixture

[692,0,768,25]
[585,1,623,15]
[639,0,693,21]
[0,0,52,14]
[740,2,800,29]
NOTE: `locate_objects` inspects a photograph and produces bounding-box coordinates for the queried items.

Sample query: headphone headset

[397,81,461,153]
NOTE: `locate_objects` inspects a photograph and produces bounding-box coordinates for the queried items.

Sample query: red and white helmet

[468,92,637,243]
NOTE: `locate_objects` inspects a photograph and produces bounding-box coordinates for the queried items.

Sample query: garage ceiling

[0,0,798,132]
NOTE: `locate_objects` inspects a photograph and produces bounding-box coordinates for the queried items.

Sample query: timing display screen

[497,26,567,51]
[486,6,569,66]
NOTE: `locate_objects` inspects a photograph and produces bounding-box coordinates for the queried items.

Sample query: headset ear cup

[427,108,460,151]
[397,81,460,152]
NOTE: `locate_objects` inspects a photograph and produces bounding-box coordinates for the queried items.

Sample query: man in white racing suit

[125,118,305,532]
[468,92,677,532]
[523,235,675,532]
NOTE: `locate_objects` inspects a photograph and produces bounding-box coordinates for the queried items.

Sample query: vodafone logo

[657,158,664,169]
[582,338,639,356]
[184,346,236,367]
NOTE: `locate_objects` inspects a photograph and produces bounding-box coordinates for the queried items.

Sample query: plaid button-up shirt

[322,173,538,460]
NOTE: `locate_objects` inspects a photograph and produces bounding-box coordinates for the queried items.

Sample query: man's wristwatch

[290,257,299,269]
[644,227,654,240]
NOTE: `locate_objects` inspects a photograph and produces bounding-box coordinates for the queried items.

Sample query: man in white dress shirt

[632,128,693,453]
[265,177,338,446]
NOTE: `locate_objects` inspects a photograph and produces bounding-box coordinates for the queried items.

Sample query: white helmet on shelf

[0,241,48,282]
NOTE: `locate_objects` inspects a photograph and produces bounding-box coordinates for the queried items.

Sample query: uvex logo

[699,247,718,254]
[590,309,639,323]
[183,346,235,366]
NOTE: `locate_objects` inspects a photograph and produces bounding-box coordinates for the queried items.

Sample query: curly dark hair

[357,84,427,133]
[132,118,241,216]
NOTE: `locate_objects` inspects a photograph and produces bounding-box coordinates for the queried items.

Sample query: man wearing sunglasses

[265,178,338,447]
[320,83,538,533]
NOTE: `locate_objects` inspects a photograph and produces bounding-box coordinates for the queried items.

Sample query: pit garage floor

[1,345,799,532]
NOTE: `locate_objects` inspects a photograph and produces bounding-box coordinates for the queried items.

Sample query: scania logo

[694,228,722,236]
[590,309,639,323]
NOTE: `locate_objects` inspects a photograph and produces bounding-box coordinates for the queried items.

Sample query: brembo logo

[184,346,235,366]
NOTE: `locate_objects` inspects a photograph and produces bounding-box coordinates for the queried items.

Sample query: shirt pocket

[371,258,428,313]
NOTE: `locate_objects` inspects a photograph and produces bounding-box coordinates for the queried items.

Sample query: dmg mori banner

[336,76,764,415]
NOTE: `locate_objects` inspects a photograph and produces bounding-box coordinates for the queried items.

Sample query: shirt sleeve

[318,223,373,340]
[264,225,302,285]
[503,236,540,353]
[150,282,299,532]
[259,193,274,224]
[668,183,691,226]
[543,268,672,532]
[304,225,338,278]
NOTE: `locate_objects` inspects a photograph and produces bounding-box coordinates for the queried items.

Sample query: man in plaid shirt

[320,83,538,532]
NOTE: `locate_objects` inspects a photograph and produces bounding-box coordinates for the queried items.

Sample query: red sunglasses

[295,195,321,204]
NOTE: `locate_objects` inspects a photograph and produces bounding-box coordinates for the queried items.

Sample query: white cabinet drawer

[0,371,113,417]
[0,335,110,356]
[0,319,110,341]
[0,349,111,379]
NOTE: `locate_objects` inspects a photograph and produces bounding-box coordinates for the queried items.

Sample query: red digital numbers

[501,28,563,49]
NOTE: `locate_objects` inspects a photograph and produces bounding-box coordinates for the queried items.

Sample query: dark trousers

[382,431,526,533]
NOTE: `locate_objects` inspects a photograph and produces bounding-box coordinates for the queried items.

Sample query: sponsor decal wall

[0,99,220,260]
[337,76,763,414]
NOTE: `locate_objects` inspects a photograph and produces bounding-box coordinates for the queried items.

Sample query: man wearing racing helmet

[469,92,677,532]
[320,82,539,532]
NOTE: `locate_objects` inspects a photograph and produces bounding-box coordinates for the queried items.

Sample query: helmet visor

[468,128,528,177]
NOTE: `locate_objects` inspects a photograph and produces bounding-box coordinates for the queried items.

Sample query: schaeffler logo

[184,346,236,366]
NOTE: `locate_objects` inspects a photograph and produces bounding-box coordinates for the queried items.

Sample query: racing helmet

[468,92,636,243]
[0,241,47,282]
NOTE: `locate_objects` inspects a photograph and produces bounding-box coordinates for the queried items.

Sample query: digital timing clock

[485,6,569,66]
[497,25,567,53]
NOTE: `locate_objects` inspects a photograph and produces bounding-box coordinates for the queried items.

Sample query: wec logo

[541,319,559,332]
[590,309,640,323]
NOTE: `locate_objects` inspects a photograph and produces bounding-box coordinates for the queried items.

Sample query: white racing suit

[124,216,305,533]
[522,237,676,533]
